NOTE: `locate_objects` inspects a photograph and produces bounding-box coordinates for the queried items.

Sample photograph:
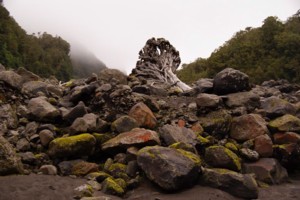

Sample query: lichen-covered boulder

[230,114,269,142]
[273,143,300,171]
[198,109,232,138]
[48,133,96,158]
[128,102,157,129]
[137,146,201,191]
[0,135,24,175]
[261,96,296,118]
[242,158,288,184]
[101,128,160,152]
[268,114,300,133]
[200,168,258,199]
[102,177,125,196]
[111,115,139,134]
[205,145,241,171]
[159,124,198,146]
[213,68,251,95]
[27,96,61,122]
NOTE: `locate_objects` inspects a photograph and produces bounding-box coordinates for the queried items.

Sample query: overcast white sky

[3,0,299,74]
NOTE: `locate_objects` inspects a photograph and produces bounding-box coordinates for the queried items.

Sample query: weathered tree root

[131,38,191,92]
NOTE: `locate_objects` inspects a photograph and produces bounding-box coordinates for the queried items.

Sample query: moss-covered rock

[169,142,197,154]
[200,168,258,199]
[48,133,96,158]
[102,177,125,196]
[268,114,300,133]
[205,145,241,171]
[137,146,201,191]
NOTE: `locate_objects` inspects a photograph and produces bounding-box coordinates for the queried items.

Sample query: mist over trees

[177,10,300,84]
[0,5,72,81]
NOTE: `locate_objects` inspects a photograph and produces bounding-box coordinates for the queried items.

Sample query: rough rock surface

[213,68,251,95]
[137,146,201,191]
[230,114,269,141]
[200,168,258,199]
[101,128,160,152]
[0,135,24,175]
[242,158,289,184]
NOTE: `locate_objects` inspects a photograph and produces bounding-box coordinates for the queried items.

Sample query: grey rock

[39,129,54,146]
[0,70,24,90]
[159,124,198,146]
[239,148,260,162]
[16,138,30,152]
[99,68,128,85]
[200,168,258,199]
[111,115,139,133]
[196,93,223,110]
[39,164,57,175]
[261,96,296,118]
[213,68,251,95]
[27,97,61,122]
[137,146,201,191]
[225,91,260,112]
[63,101,88,124]
[19,151,37,165]
[0,135,24,175]
[0,104,18,129]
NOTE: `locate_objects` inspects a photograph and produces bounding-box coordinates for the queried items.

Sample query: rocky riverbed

[1,42,300,199]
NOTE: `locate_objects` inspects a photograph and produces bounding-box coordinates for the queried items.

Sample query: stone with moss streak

[205,145,241,171]
[102,177,125,196]
[200,168,258,199]
[268,114,300,133]
[48,133,96,158]
[137,146,201,191]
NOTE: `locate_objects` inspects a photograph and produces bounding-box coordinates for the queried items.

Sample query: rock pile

[1,40,300,199]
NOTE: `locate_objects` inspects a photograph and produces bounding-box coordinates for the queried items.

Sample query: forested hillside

[177,11,300,84]
[0,5,72,80]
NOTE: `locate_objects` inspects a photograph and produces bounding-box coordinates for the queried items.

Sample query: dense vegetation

[177,11,300,84]
[0,5,72,80]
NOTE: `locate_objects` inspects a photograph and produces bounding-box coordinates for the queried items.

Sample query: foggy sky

[4,0,299,74]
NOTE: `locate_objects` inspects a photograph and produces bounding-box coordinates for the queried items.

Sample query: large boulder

[261,96,296,118]
[99,68,128,85]
[0,70,24,90]
[137,146,201,191]
[230,114,269,142]
[48,133,96,158]
[205,145,241,171]
[268,114,300,133]
[27,96,61,122]
[224,91,260,112]
[21,81,62,97]
[159,124,198,146]
[198,109,232,138]
[128,102,157,129]
[242,158,288,184]
[101,128,160,152]
[0,135,24,175]
[213,68,251,95]
[200,168,258,199]
[196,93,223,110]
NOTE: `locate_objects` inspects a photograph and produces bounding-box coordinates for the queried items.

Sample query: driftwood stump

[131,38,191,92]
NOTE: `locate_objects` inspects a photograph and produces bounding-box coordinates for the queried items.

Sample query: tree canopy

[177,11,300,84]
[0,5,72,80]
